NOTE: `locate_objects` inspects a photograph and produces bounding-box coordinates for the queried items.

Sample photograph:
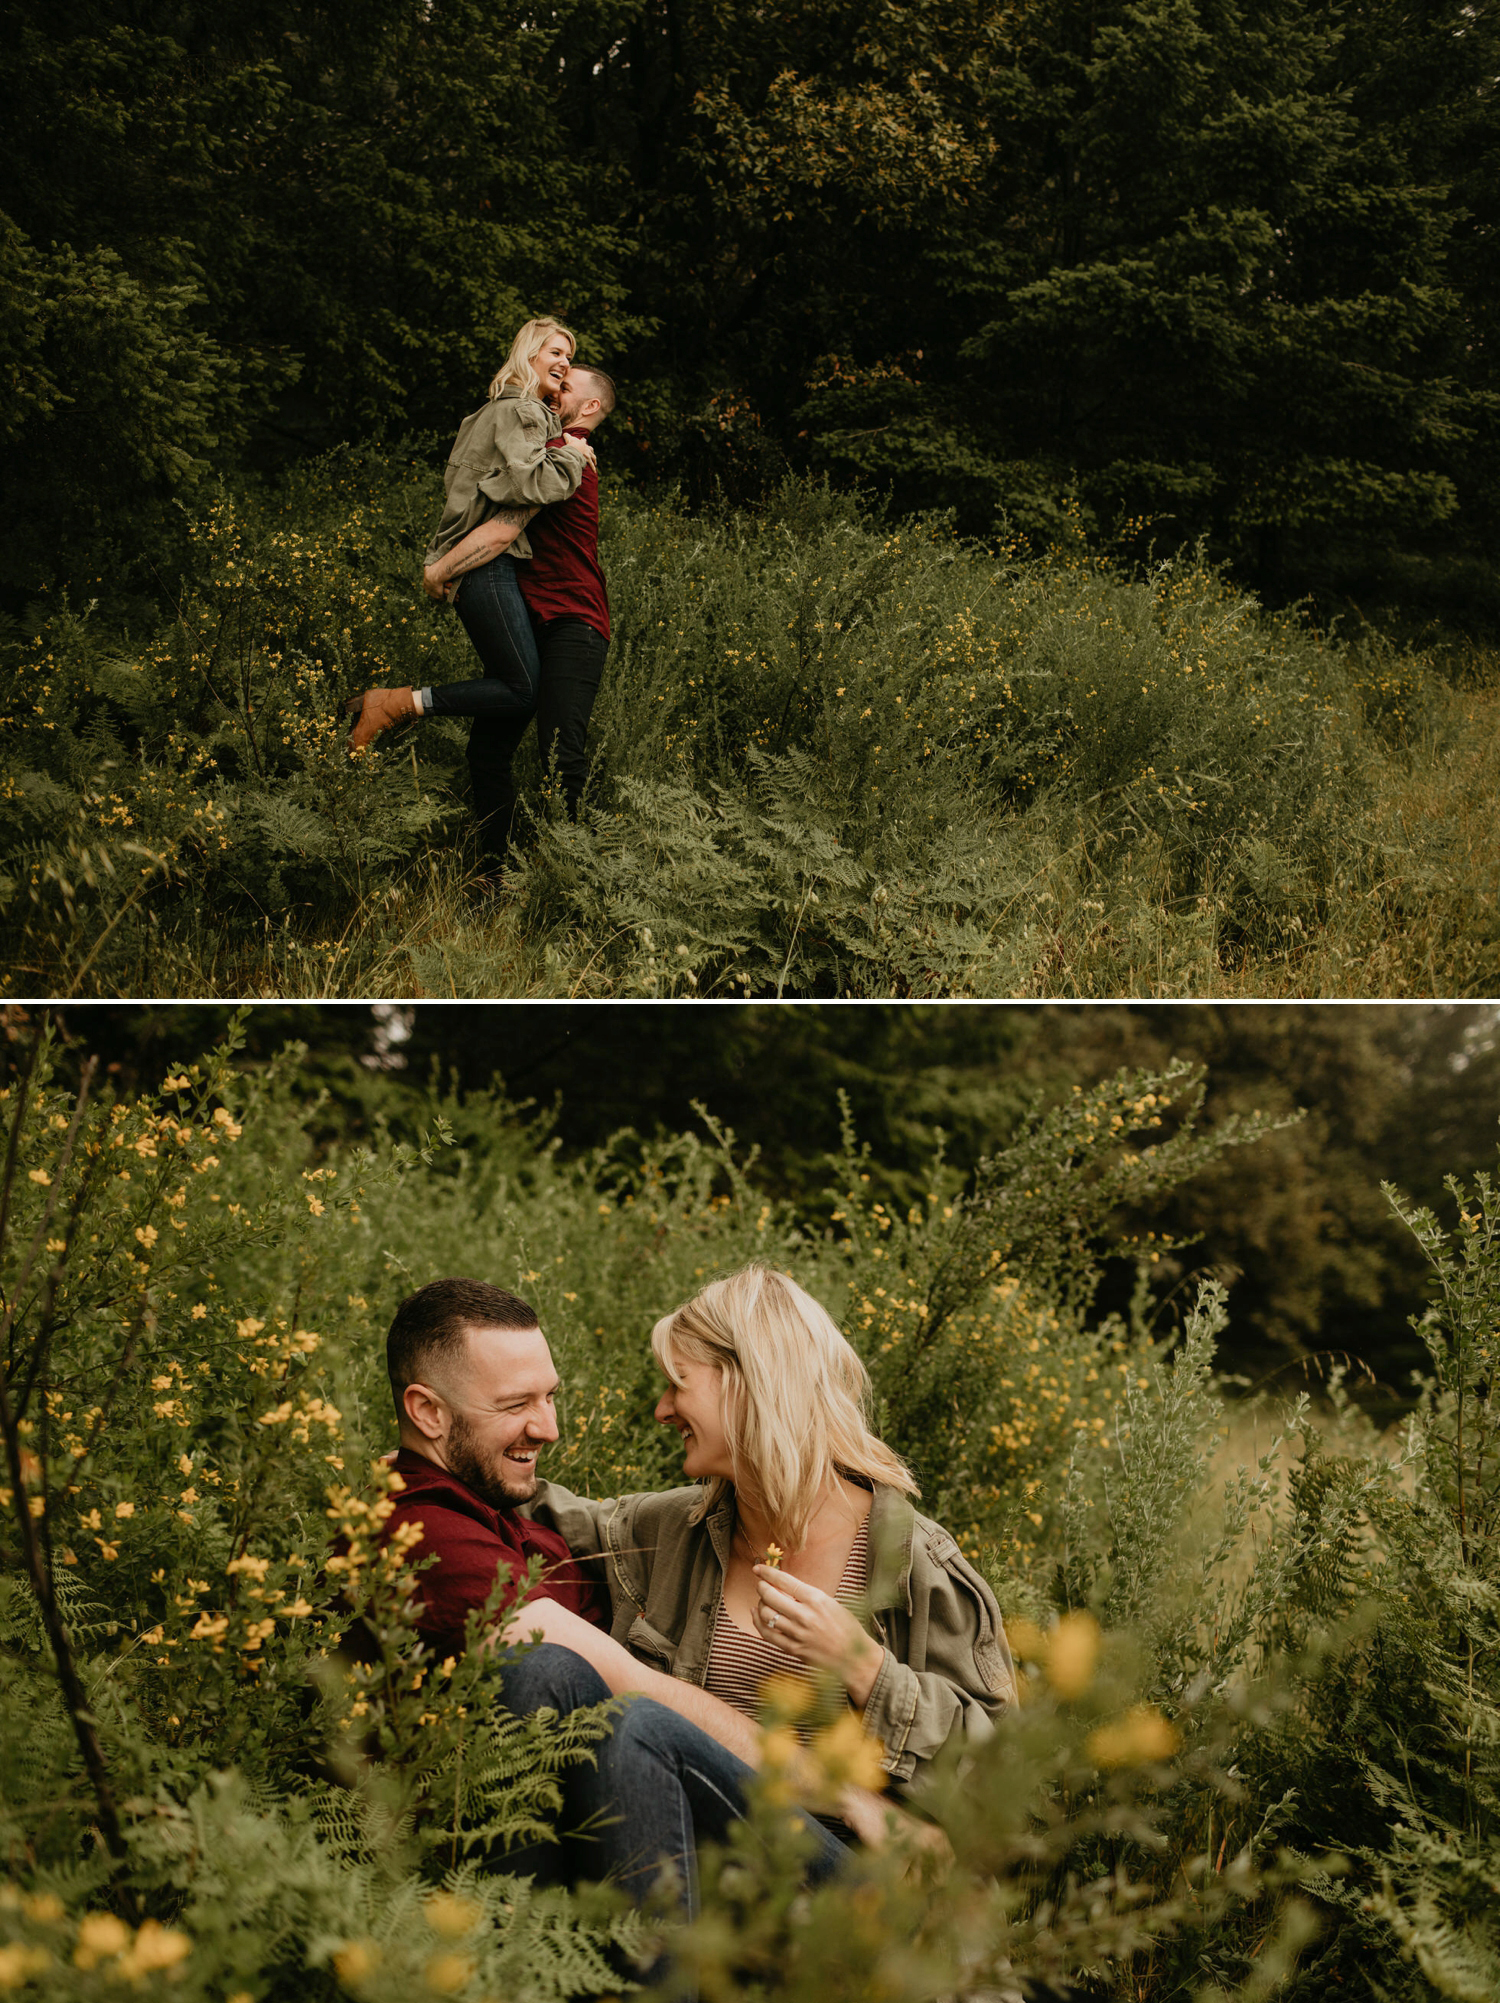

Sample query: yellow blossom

[811,1711,887,1794]
[425,1892,482,1939]
[1086,1706,1182,1769]
[119,1920,191,1978]
[1046,1612,1101,1700]
[0,1945,51,1983]
[332,1938,372,1986]
[114,1502,135,1520]
[759,1674,815,1723]
[73,1912,131,1969]
[424,1952,475,1994]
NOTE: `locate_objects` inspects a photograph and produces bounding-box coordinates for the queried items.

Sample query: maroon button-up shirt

[379,1447,608,1659]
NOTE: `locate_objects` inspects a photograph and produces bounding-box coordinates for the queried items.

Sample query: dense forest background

[49,998,1500,1402]
[4,0,1498,630]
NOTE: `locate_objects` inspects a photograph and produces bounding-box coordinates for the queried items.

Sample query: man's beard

[446,1412,535,1509]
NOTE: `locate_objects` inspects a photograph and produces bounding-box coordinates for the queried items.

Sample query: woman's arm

[751,1539,1013,1784]
[423,508,537,601]
[501,1595,899,1842]
[498,1593,764,1766]
[476,401,594,510]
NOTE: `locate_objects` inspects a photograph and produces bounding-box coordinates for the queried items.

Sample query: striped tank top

[704,1517,872,1719]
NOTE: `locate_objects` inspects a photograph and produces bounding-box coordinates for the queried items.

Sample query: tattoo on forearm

[492,506,540,527]
[448,547,494,578]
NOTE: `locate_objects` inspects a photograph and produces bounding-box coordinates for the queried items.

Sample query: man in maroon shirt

[346,366,613,881]
[420,366,614,876]
[369,1277,846,1909]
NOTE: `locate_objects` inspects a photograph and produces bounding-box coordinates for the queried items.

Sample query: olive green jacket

[527,1480,1015,1788]
[422,392,589,567]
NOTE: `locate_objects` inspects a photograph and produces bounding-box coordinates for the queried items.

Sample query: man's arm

[424,508,539,601]
[498,1594,905,1845]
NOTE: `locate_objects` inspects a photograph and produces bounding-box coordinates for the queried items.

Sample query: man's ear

[403,1380,447,1440]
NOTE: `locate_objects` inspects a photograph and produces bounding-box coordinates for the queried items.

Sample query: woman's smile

[655,1362,730,1475]
[534,333,572,401]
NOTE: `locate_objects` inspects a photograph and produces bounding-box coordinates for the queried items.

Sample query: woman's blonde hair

[488,317,576,402]
[651,1265,917,1551]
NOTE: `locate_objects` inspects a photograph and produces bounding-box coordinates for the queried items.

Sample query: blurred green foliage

[32,1000,1500,1399]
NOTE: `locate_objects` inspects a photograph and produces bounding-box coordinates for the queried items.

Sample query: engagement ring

[766,1611,778,1631]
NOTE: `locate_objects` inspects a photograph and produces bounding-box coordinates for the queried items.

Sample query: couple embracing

[368,1264,1014,1914]
[346,318,612,888]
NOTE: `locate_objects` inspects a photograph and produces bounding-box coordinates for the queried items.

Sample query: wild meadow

[2,1013,1497,2000]
[4,457,1500,1000]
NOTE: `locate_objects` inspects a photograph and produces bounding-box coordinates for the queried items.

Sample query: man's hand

[422,562,453,603]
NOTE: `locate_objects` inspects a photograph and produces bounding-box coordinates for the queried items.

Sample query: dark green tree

[0,0,645,597]
[786,0,1497,602]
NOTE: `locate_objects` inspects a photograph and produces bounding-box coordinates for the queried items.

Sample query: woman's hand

[561,433,597,464]
[752,1564,884,1706]
[422,562,452,603]
[835,1786,954,1869]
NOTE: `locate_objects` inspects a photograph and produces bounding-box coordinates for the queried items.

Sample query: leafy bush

[5,464,1489,1001]
[2,1013,1498,1999]
[6,463,1498,999]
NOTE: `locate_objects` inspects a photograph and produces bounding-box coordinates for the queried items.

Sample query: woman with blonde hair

[531,1265,1014,1810]
[344,317,593,751]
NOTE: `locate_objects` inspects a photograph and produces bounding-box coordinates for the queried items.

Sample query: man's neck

[397,1432,447,1470]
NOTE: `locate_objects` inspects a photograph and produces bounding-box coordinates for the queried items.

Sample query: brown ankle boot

[345,686,417,752]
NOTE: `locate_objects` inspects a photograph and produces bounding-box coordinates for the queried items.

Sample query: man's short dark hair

[573,366,616,418]
[387,1278,539,1409]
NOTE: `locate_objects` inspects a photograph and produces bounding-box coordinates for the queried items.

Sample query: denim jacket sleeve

[863,1507,1015,1787]
[474,398,589,509]
[524,1481,657,1628]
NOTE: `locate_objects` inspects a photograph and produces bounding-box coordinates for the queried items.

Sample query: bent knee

[497,1641,612,1715]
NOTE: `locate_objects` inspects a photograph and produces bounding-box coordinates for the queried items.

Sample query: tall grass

[4,456,1497,996]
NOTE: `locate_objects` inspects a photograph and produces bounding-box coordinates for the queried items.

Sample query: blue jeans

[438,555,541,718]
[491,1644,848,1912]
[430,561,609,864]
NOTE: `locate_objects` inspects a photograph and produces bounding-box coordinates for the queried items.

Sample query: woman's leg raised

[345,553,542,753]
[424,554,542,718]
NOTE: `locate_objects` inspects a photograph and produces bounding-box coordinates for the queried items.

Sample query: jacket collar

[867,1485,916,1615]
